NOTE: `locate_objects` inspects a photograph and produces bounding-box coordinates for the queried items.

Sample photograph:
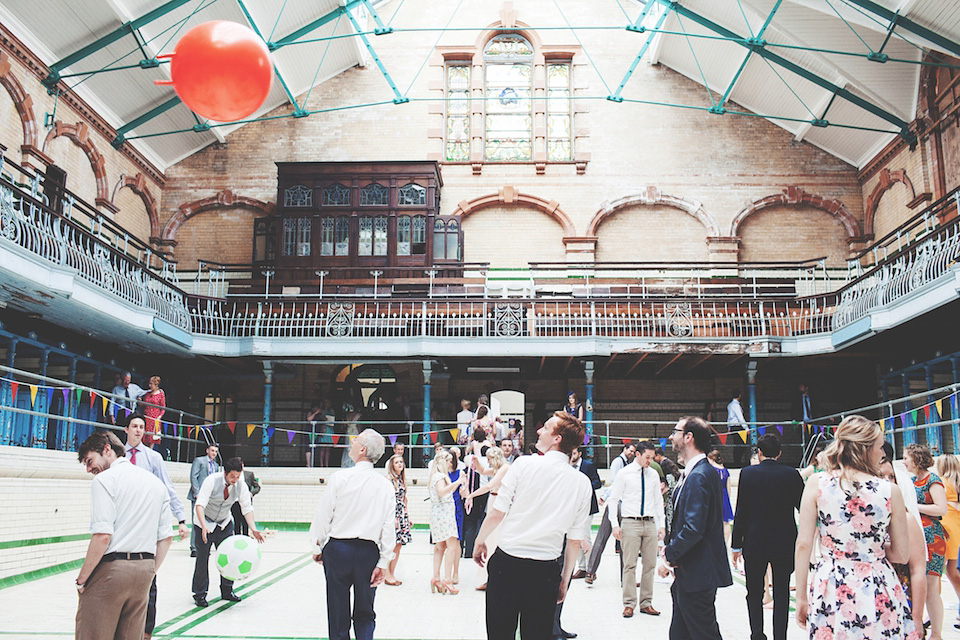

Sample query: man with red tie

[192,456,264,607]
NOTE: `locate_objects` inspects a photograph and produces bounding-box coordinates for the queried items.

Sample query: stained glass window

[320,217,334,256]
[284,185,312,208]
[433,218,446,259]
[446,64,471,162]
[434,218,460,260]
[547,63,573,161]
[374,216,388,256]
[398,183,427,205]
[412,215,426,255]
[282,217,311,257]
[335,217,349,256]
[484,36,533,161]
[397,216,411,256]
[360,183,389,206]
[322,183,350,206]
[358,217,373,256]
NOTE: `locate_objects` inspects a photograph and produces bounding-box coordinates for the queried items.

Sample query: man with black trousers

[731,433,803,640]
[659,416,732,640]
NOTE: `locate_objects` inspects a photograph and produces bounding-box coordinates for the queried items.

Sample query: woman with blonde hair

[905,443,948,640]
[937,453,960,628]
[465,445,510,591]
[428,449,463,594]
[795,416,916,639]
[384,454,411,586]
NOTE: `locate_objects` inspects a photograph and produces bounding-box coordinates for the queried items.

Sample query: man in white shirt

[473,411,593,640]
[75,431,172,640]
[727,389,749,466]
[310,429,395,640]
[192,457,264,607]
[124,413,188,639]
[112,370,145,413]
[609,441,665,618]
[457,399,474,441]
[584,441,637,584]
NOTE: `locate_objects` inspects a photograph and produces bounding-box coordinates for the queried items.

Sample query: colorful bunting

[388,434,398,446]
[45,388,54,406]
[227,421,236,434]
[287,430,297,444]
[718,433,728,445]
[332,434,341,445]
[449,429,458,443]
[659,438,667,449]
[936,399,944,419]
[246,424,256,438]
[75,388,82,405]
[758,426,766,436]
[10,381,18,401]
[911,409,919,426]
[28,384,38,406]
[89,391,96,409]
[924,406,931,422]
[738,430,748,444]
[775,425,784,436]
[600,435,608,446]
[61,388,69,404]
[266,427,275,441]
[621,438,631,445]
[429,431,438,445]
[583,433,590,445]
[102,397,109,415]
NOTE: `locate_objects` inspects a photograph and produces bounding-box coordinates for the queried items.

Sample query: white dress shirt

[600,453,629,501]
[457,409,474,439]
[127,442,186,522]
[195,472,253,531]
[493,450,593,560]
[893,467,922,526]
[112,383,145,410]
[89,458,172,554]
[309,460,396,568]
[607,462,665,531]
[727,398,746,427]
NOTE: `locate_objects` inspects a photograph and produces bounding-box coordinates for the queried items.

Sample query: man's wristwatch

[75,579,85,591]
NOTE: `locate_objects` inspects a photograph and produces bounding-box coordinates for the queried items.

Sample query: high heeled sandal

[443,580,459,595]
[430,578,446,594]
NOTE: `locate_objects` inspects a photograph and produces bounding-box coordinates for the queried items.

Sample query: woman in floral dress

[384,454,411,586]
[794,415,918,640]
[905,443,948,640]
[140,376,165,448]
[428,449,463,594]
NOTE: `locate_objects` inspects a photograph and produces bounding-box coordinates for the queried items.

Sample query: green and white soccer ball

[215,535,262,582]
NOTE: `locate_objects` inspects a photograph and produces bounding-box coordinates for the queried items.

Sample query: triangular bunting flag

[936,399,944,419]
[332,434,341,445]
[738,430,748,444]
[267,427,275,441]
[911,409,919,425]
[430,431,438,444]
[902,412,912,428]
[758,426,766,436]
[718,433,728,445]
[309,432,317,445]
[287,430,297,444]
[75,388,82,405]
[449,429,458,443]
[10,381,19,401]
[61,389,69,404]
[246,424,256,438]
[227,421,236,434]
[583,433,590,445]
[389,434,398,445]
[621,438,631,445]
[89,391,96,409]
[659,438,667,449]
[349,434,358,443]
[775,425,784,435]
[28,384,38,406]
[45,388,54,406]
[924,406,931,422]
[102,397,109,415]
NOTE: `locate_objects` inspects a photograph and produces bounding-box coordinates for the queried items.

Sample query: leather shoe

[584,573,596,585]
[622,607,634,618]
[560,630,577,638]
[221,591,242,602]
[193,595,208,608]
[190,550,197,558]
[639,606,661,616]
[571,570,587,579]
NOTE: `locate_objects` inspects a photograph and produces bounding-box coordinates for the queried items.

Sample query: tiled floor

[3,530,960,639]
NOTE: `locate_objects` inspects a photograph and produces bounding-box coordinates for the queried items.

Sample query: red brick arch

[730,186,861,240]
[450,186,575,237]
[42,121,110,204]
[864,168,916,238]
[586,186,720,237]
[113,173,161,239]
[0,52,39,150]
[162,189,275,244]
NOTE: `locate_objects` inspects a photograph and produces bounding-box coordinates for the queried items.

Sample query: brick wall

[174,207,259,269]
[595,204,711,262]
[738,205,851,265]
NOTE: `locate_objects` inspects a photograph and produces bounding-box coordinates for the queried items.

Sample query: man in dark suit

[188,443,219,556]
[790,383,817,423]
[731,433,803,640]
[660,416,732,640]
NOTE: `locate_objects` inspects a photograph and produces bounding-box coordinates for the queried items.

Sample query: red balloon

[160,21,273,122]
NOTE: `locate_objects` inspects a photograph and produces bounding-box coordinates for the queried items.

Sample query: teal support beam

[584,361,595,459]
[271,0,367,49]
[611,4,673,100]
[43,0,193,89]
[262,366,272,466]
[626,0,659,33]
[112,96,183,148]
[756,0,784,40]
[653,1,914,142]
[235,0,308,117]
[360,0,393,35]
[0,338,16,446]
[720,51,751,106]
[345,7,407,103]
[840,0,960,59]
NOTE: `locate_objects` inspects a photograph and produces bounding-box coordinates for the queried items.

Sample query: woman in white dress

[429,449,463,594]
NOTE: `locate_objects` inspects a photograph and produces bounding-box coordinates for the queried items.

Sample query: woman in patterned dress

[428,449,463,594]
[384,454,411,586]
[794,415,918,640]
[140,376,165,448]
[905,443,948,640]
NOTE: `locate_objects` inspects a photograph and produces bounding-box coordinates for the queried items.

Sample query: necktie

[804,395,811,420]
[223,485,229,500]
[209,460,215,475]
[129,447,137,465]
[640,467,645,517]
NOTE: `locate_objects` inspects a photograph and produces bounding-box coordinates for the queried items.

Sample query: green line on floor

[158,555,314,639]
[0,533,90,550]
[0,558,84,590]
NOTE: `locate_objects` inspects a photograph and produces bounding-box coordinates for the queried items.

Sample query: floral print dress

[808,474,919,640]
[394,482,412,545]
[914,472,946,576]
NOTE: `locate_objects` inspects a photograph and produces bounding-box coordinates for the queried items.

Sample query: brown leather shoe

[622,607,634,618]
[639,606,660,616]
[475,583,487,591]
[584,573,595,584]
[571,570,587,579]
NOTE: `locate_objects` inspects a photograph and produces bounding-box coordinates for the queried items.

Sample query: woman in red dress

[141,375,166,448]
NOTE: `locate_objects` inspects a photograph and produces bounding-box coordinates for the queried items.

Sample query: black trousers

[744,554,793,640]
[486,549,561,640]
[323,538,380,640]
[232,502,249,536]
[192,524,234,598]
[146,575,158,634]
[461,494,488,558]
[669,582,722,640]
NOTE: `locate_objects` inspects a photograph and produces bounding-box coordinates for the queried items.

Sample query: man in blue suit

[660,416,732,640]
[188,443,219,556]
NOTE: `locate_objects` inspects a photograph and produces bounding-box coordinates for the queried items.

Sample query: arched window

[335,217,350,256]
[398,215,427,256]
[359,183,389,206]
[483,35,534,162]
[398,182,427,206]
[434,218,460,260]
[284,185,312,207]
[322,183,351,206]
